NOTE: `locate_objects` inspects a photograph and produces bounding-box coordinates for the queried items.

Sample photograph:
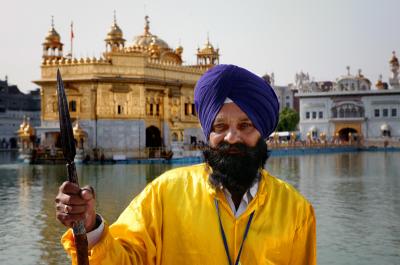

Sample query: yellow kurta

[62,163,316,264]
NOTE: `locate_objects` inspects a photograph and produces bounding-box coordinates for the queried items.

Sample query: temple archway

[380,123,391,137]
[146,126,162,148]
[338,128,357,142]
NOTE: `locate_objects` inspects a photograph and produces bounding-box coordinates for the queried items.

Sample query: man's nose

[224,128,241,144]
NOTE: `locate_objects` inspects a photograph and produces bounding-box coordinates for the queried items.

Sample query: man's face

[204,103,269,195]
[209,103,261,148]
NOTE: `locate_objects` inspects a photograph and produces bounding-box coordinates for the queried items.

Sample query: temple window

[117,105,122,114]
[150,104,153,115]
[156,104,160,116]
[306,112,310,119]
[383,109,388,117]
[191,104,196,116]
[69,100,77,112]
[185,103,189,115]
[319,111,323,119]
[392,108,397,117]
[312,112,316,119]
[332,108,337,118]
[339,108,344,117]
[374,109,380,117]
[345,108,350,117]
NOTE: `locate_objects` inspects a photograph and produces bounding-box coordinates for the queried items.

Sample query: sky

[0,0,399,93]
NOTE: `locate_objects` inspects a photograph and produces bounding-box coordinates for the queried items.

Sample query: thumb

[80,185,95,201]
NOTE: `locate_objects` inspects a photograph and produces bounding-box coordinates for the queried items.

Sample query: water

[0,152,399,265]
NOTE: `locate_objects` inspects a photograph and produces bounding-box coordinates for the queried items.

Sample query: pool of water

[0,151,399,264]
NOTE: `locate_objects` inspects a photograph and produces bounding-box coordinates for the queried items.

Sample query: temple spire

[144,15,150,35]
[346,66,351,76]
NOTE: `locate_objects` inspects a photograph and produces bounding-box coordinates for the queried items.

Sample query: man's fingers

[55,183,97,231]
[80,186,95,201]
[56,193,86,206]
[56,204,87,215]
[59,181,80,194]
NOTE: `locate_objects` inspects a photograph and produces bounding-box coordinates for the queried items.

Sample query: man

[56,64,316,264]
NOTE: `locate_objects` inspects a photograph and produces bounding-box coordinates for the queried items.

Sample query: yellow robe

[62,163,316,264]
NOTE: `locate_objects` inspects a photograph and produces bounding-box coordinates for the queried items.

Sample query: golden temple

[33,15,220,160]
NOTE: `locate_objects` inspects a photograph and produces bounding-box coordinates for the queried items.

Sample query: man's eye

[213,124,226,132]
[239,123,253,129]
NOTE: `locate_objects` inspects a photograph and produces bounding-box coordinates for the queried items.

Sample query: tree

[276,107,299,132]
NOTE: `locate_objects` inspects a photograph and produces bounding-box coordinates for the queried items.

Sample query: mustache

[208,142,250,156]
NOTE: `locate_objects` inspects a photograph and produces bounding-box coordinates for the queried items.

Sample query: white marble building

[262,72,297,111]
[296,53,400,141]
[0,78,41,148]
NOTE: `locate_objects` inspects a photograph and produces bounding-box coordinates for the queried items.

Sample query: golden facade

[34,15,220,159]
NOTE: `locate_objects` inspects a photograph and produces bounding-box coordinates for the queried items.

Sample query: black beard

[203,138,270,196]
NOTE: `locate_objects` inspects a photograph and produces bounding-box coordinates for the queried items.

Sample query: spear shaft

[57,69,89,265]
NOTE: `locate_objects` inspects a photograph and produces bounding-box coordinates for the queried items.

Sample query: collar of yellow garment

[203,164,269,214]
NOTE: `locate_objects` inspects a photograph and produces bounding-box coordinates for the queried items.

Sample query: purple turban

[194,64,279,140]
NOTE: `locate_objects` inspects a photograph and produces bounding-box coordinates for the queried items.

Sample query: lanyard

[214,199,255,265]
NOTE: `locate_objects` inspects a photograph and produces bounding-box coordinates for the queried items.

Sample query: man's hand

[55,181,97,233]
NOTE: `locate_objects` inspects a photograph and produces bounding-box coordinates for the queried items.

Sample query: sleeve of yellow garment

[61,181,162,265]
[288,204,317,265]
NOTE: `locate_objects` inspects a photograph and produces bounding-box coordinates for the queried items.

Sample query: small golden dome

[43,17,61,45]
[376,81,383,89]
[45,27,61,42]
[105,12,124,41]
[107,24,123,38]
[175,45,183,55]
[376,74,385,90]
[17,117,27,135]
[23,118,35,136]
[197,35,218,55]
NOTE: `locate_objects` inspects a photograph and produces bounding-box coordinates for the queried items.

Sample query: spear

[57,69,89,265]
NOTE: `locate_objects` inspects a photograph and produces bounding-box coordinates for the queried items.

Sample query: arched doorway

[146,126,162,148]
[146,126,162,158]
[380,123,391,137]
[338,128,357,142]
[171,132,178,142]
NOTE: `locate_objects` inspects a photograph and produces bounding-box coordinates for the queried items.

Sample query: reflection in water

[0,152,399,265]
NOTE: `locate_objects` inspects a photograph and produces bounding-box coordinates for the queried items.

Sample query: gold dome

[45,28,61,43]
[106,24,123,39]
[132,16,170,50]
[196,35,219,66]
[175,45,183,56]
[17,117,27,135]
[197,36,218,55]
[376,79,384,89]
[23,118,35,136]
[105,12,125,42]
[376,74,385,90]
[43,17,62,45]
